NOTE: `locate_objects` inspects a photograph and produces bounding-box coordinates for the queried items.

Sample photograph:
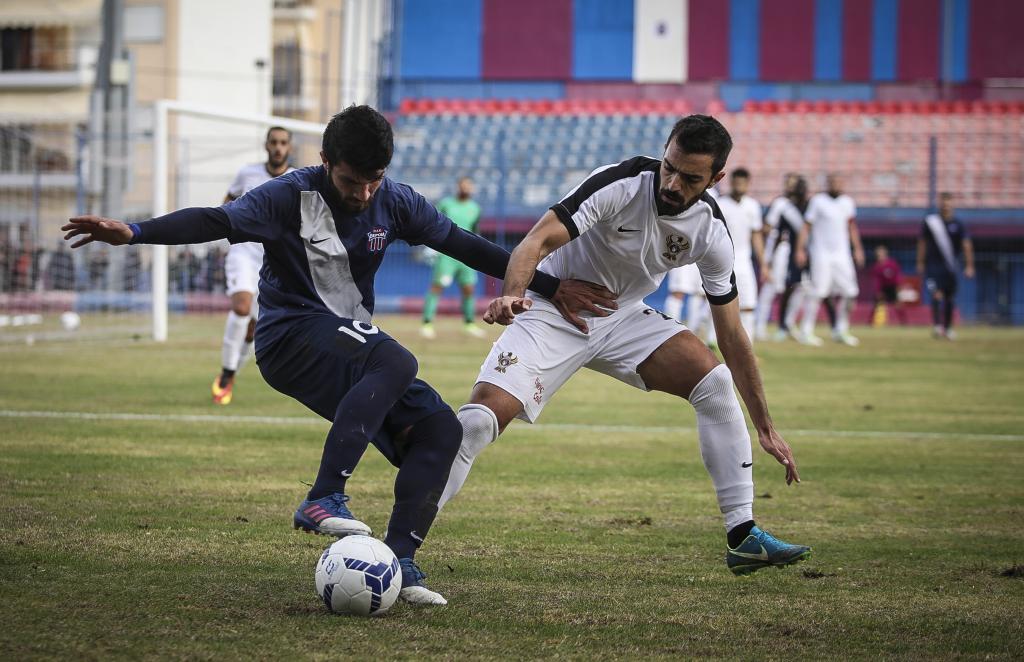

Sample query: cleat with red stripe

[211,375,234,405]
[293,493,371,537]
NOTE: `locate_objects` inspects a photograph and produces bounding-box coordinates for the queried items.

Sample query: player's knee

[232,301,251,317]
[457,404,500,457]
[688,364,741,422]
[368,340,419,387]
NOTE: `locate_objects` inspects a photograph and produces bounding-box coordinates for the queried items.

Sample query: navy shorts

[926,268,958,297]
[255,313,451,466]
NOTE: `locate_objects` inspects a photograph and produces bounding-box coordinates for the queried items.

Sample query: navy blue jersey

[921,214,969,273]
[221,165,452,345]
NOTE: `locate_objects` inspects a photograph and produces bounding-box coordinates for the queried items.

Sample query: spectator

[48,241,75,290]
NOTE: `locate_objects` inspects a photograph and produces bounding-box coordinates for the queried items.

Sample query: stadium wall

[387,0,1024,109]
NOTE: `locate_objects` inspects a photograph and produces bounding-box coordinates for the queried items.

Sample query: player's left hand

[551,279,618,334]
[964,265,975,279]
[483,296,532,326]
[854,249,866,268]
[757,427,800,485]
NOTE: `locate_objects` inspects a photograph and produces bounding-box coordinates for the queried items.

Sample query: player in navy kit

[62,106,612,605]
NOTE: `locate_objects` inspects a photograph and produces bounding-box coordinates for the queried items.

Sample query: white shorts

[735,262,758,310]
[225,242,263,296]
[666,263,702,295]
[808,252,859,298]
[476,299,687,423]
[769,242,790,290]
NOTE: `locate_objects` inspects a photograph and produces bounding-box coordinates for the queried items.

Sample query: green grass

[1,316,1023,660]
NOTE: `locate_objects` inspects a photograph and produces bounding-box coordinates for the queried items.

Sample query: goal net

[0,101,324,345]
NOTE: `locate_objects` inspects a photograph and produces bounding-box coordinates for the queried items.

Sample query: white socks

[754,282,776,338]
[437,404,499,509]
[800,294,821,339]
[740,310,756,344]
[835,296,852,335]
[688,364,754,531]
[221,311,252,372]
[663,293,683,323]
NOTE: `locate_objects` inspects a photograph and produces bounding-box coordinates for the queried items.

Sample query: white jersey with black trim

[545,156,737,310]
[226,163,296,262]
[805,192,856,255]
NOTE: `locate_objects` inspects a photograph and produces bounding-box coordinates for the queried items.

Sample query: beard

[657,189,688,215]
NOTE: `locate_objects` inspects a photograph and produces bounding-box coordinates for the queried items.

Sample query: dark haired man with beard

[62,105,609,606]
[438,115,811,576]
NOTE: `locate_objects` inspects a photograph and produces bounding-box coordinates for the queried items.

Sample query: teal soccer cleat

[726,526,811,575]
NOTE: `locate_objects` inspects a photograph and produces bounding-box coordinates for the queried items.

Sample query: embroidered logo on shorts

[662,233,691,261]
[533,377,544,404]
[494,352,518,373]
[367,227,388,252]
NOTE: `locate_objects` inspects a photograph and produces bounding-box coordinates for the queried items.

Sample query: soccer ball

[315,536,402,616]
[60,311,81,331]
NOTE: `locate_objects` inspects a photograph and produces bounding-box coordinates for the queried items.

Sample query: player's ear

[320,150,330,169]
[711,170,726,186]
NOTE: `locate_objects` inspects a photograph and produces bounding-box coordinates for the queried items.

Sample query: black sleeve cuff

[705,273,738,305]
[549,204,580,240]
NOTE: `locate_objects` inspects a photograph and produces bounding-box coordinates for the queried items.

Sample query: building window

[125,5,165,43]
[273,41,302,97]
[0,29,34,71]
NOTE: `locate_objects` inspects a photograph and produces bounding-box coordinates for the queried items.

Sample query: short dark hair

[266,126,292,141]
[732,167,750,179]
[939,191,954,200]
[322,105,394,175]
[665,114,733,175]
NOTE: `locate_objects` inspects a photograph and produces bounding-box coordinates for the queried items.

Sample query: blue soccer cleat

[726,526,811,575]
[398,558,447,605]
[293,493,372,538]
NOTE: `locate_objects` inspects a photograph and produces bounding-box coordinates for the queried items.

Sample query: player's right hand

[62,215,133,248]
[551,279,618,334]
[483,296,532,326]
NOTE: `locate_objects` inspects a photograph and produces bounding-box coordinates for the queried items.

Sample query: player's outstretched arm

[483,210,616,333]
[711,299,800,485]
[64,207,233,249]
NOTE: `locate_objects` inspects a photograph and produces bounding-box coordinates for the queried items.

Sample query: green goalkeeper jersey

[437,196,481,233]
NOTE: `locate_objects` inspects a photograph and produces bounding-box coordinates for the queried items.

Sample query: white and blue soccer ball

[315,535,401,616]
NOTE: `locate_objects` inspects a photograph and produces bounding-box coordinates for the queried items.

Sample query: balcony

[0,25,97,89]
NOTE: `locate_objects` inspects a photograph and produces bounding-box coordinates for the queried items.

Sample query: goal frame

[150,100,325,341]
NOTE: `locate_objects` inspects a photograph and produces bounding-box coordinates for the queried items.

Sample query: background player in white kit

[794,174,864,347]
[211,127,295,404]
[754,173,798,340]
[716,168,763,342]
[439,116,810,575]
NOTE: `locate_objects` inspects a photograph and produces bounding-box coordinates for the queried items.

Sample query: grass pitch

[1,316,1023,660]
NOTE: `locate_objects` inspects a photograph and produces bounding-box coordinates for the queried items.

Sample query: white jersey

[805,192,856,255]
[716,194,762,265]
[226,163,295,262]
[545,157,737,309]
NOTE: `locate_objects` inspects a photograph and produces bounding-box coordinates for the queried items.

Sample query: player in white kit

[439,116,810,575]
[794,174,865,346]
[715,168,763,342]
[211,127,295,404]
[754,173,798,340]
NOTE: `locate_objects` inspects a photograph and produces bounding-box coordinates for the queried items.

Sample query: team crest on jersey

[367,227,388,252]
[494,352,518,373]
[663,233,691,261]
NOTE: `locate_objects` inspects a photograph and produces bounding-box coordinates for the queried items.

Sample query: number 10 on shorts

[338,320,379,344]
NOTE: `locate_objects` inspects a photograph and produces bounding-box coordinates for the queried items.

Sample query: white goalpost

[150,100,325,342]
